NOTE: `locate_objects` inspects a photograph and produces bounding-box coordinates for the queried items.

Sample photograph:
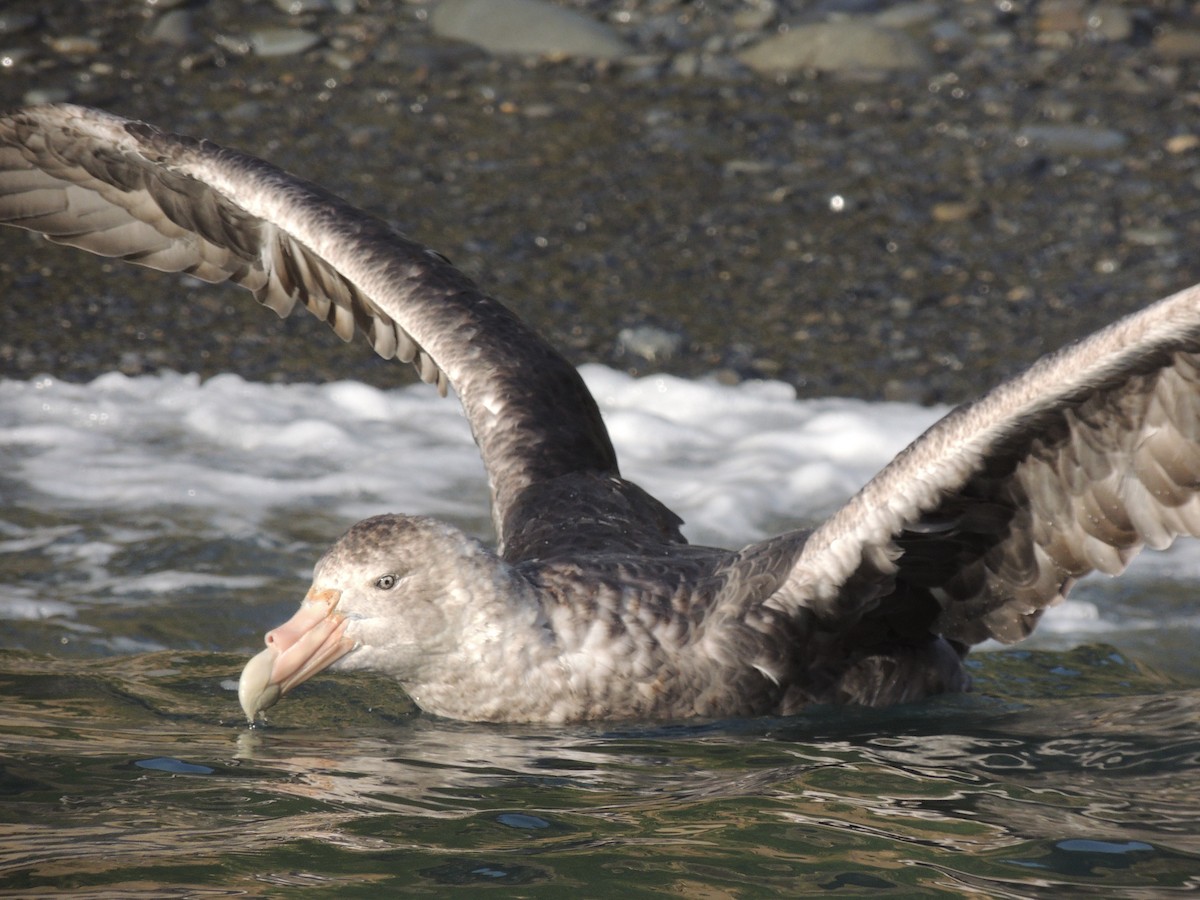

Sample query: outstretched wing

[0,103,639,553]
[772,281,1200,646]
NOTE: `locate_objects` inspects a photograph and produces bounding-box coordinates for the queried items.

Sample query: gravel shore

[1,0,1197,403]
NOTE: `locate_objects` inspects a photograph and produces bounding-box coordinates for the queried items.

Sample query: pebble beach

[0,0,1197,402]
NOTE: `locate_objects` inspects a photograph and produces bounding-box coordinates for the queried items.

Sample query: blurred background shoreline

[1,0,1196,404]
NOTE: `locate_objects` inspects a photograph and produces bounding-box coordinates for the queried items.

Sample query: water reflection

[232,722,635,819]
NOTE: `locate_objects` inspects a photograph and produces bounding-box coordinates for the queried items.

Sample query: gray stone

[272,0,333,12]
[146,9,195,47]
[248,27,322,57]
[738,20,929,74]
[430,0,631,60]
[1155,29,1200,61]
[1088,4,1134,42]
[1016,124,1128,155]
[875,3,940,29]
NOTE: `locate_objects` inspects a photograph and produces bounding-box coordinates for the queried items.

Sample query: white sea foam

[2,367,1198,650]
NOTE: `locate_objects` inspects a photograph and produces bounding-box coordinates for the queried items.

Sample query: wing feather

[774,283,1200,646]
[0,104,625,550]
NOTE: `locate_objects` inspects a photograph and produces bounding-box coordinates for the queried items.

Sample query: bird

[2,103,1199,725]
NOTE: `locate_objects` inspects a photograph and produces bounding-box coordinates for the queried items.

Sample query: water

[3,368,1200,894]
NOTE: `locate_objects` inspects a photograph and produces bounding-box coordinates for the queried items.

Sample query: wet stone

[1016,124,1128,155]
[737,19,929,74]
[47,35,102,56]
[931,200,983,224]
[1123,227,1177,248]
[875,3,941,29]
[1154,29,1200,61]
[1035,0,1089,36]
[247,27,322,57]
[146,9,196,47]
[1088,4,1134,42]
[1165,134,1200,154]
[731,3,776,32]
[272,0,334,12]
[430,0,632,60]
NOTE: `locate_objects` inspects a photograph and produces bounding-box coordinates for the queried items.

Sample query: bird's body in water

[2,104,1200,724]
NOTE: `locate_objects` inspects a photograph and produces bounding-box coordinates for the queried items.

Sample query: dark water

[3,643,1199,896]
[3,384,1200,895]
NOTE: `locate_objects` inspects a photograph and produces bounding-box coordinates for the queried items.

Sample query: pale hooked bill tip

[238,646,282,723]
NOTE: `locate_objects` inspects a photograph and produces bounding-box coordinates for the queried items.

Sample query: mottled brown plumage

[2,104,1198,723]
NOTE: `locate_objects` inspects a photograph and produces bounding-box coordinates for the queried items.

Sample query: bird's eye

[375,574,399,590]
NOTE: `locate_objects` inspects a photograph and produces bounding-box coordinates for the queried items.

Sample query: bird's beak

[238,587,354,722]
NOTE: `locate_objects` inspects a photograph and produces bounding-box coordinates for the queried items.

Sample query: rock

[247,27,322,57]
[875,3,941,29]
[1035,0,1088,37]
[737,20,929,74]
[1088,4,1134,42]
[272,0,333,12]
[1123,226,1176,247]
[146,9,195,47]
[430,0,631,60]
[1016,124,1128,155]
[930,199,982,223]
[1154,29,1200,61]
[1165,134,1200,154]
[732,2,777,33]
[48,35,102,56]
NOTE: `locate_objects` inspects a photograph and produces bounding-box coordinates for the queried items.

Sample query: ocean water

[2,367,1199,895]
